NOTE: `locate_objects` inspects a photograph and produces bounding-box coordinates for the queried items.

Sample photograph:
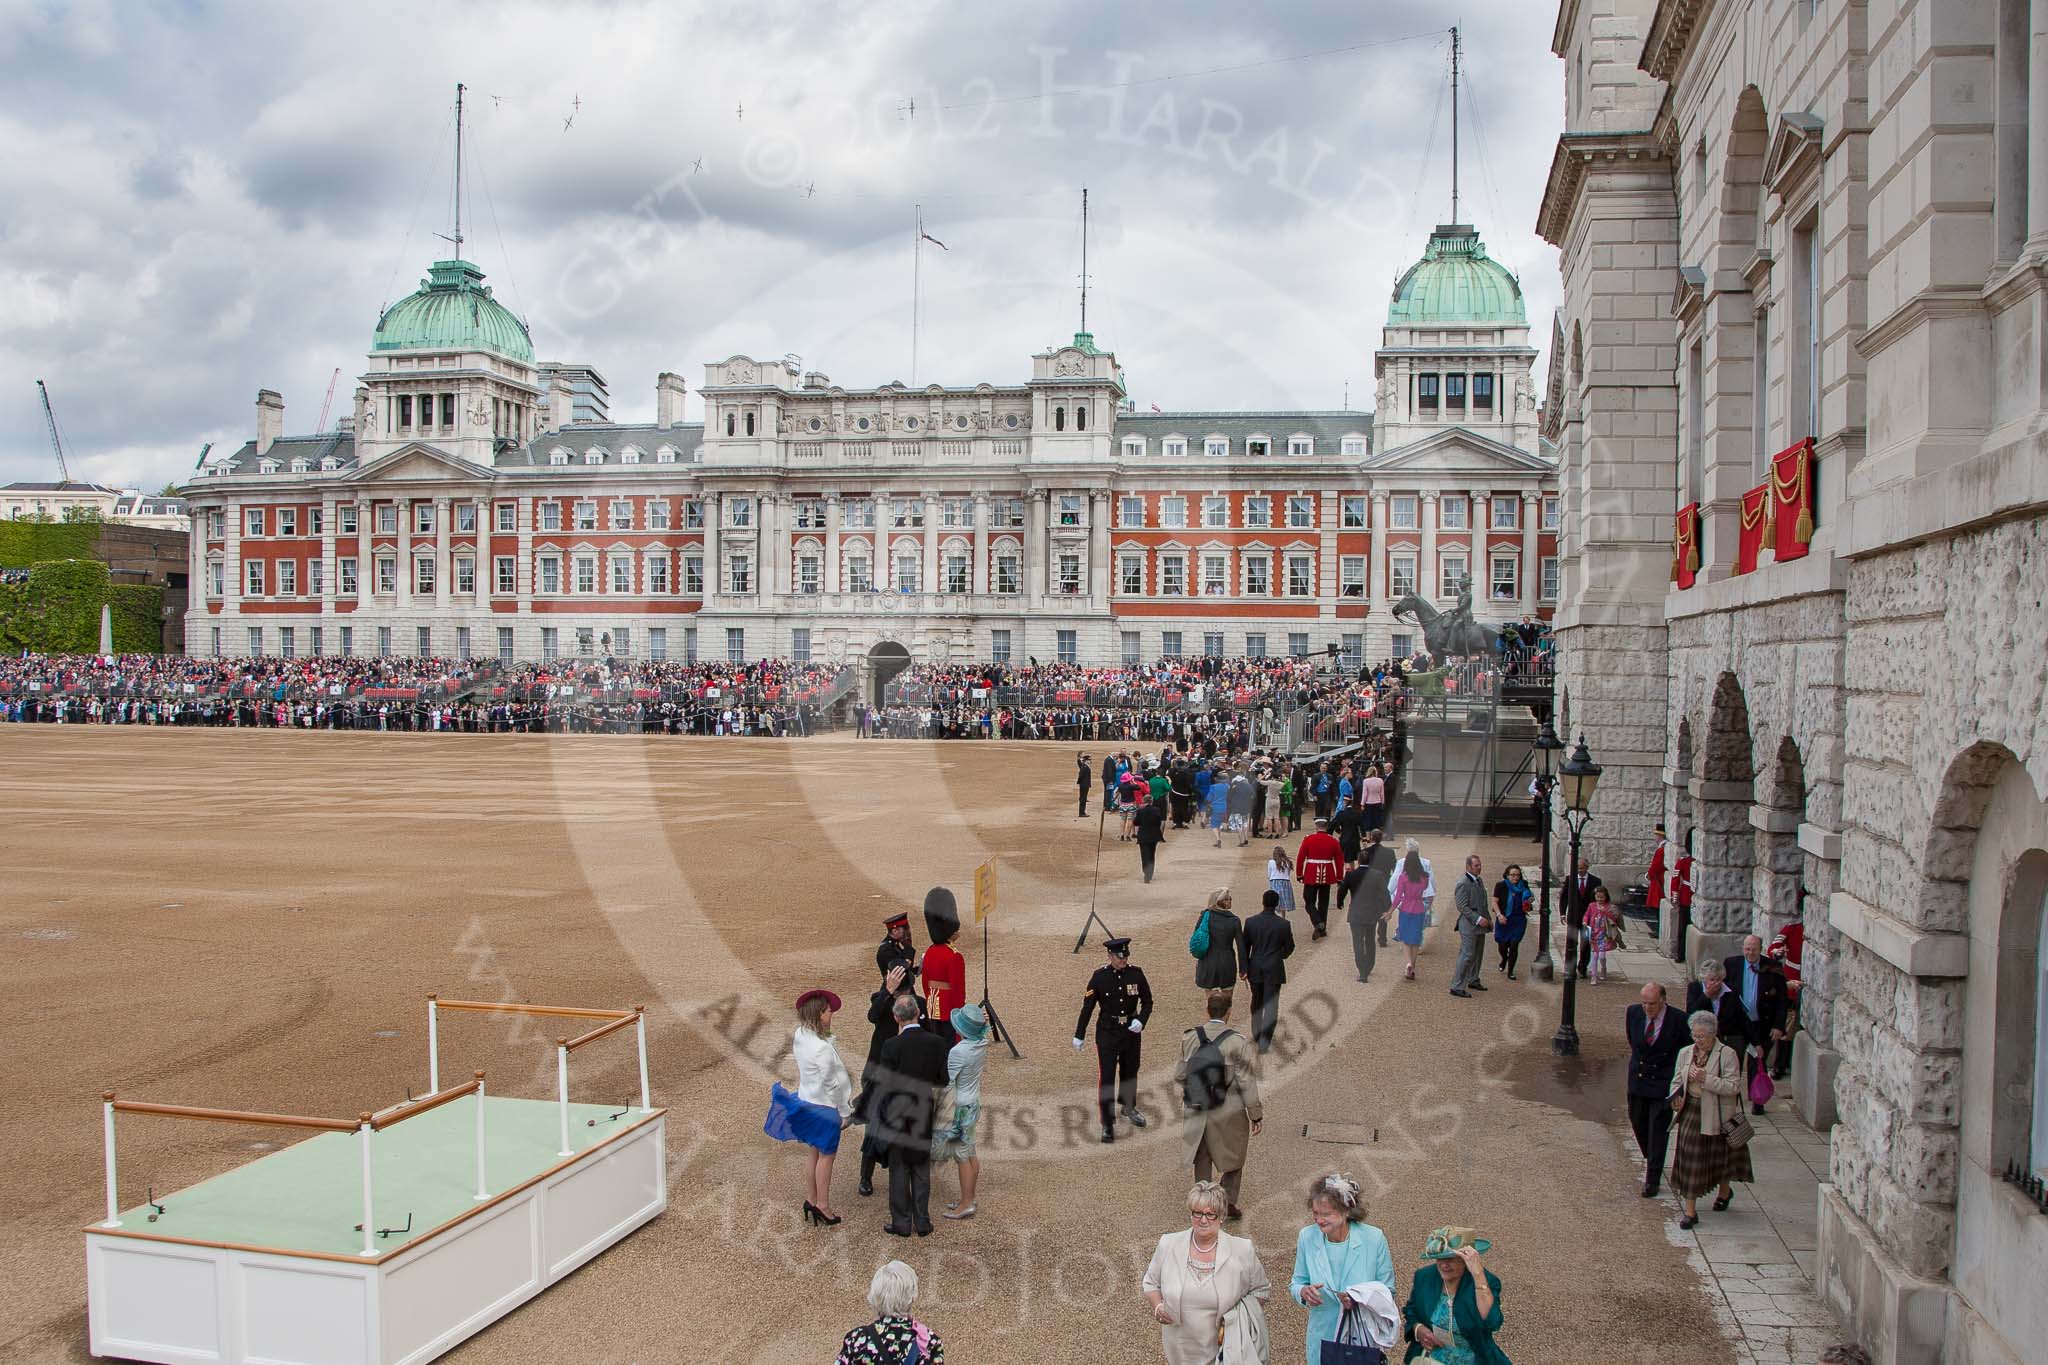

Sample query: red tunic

[1672,853,1694,909]
[1645,840,1668,909]
[921,943,967,1023]
[1296,832,1345,886]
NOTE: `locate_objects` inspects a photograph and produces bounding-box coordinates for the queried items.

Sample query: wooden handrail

[563,1012,637,1053]
[109,1100,358,1133]
[371,1078,482,1131]
[430,997,631,1022]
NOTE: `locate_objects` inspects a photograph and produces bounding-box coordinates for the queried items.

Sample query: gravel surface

[0,730,1730,1364]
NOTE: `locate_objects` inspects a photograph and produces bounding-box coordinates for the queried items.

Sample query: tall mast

[453,83,465,257]
[1079,187,1090,336]
[1449,27,1460,224]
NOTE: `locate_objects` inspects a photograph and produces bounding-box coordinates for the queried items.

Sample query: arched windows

[1054,406,1066,432]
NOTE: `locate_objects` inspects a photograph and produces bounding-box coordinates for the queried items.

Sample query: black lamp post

[1552,734,1603,1057]
[1531,721,1564,981]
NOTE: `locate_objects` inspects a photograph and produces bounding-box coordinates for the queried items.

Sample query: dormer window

[549,448,570,466]
[1288,436,1313,456]
[584,448,606,465]
[1204,438,1228,458]
[1121,437,1144,457]
[1340,436,1367,456]
[621,447,642,465]
[1246,437,1270,458]
[321,457,341,471]
[656,446,677,464]
[1163,437,1187,458]
[258,460,278,474]
[290,458,310,473]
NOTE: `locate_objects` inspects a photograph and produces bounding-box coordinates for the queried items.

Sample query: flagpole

[912,202,922,385]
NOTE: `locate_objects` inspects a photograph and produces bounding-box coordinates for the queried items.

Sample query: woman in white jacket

[1143,1181,1271,1364]
[763,988,854,1226]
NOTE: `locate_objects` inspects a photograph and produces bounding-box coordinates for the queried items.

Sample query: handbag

[1318,1305,1388,1365]
[1723,1107,1754,1149]
[1749,1067,1775,1106]
[1190,910,1213,957]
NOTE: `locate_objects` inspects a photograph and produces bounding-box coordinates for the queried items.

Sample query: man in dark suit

[1076,751,1092,817]
[1684,960,1750,1053]
[1241,890,1296,1054]
[1625,981,1691,1196]
[1559,857,1604,977]
[1337,829,1396,983]
[869,994,950,1236]
[1132,797,1166,883]
[1725,934,1790,1114]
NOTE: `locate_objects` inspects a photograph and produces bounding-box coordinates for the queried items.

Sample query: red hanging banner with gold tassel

[1736,483,1770,575]
[1673,501,1702,589]
[1769,437,1815,562]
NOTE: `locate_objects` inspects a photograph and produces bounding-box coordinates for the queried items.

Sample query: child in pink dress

[1583,892,1619,983]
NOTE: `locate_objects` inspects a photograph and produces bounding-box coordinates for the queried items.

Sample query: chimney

[255,389,285,456]
[544,372,575,434]
[656,371,688,429]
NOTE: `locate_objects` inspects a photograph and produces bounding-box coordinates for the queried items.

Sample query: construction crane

[36,379,72,484]
[316,366,341,432]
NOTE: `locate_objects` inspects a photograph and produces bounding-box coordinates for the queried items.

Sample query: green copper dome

[1387,225,1526,326]
[373,260,533,363]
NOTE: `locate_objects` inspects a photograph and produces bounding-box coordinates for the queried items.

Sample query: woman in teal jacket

[1401,1226,1506,1364]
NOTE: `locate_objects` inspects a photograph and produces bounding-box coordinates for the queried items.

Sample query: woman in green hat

[1401,1226,1506,1363]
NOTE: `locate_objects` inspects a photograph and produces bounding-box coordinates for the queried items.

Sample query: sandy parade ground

[0,729,1730,1364]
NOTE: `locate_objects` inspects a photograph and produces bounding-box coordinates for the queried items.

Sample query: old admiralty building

[179,224,1558,669]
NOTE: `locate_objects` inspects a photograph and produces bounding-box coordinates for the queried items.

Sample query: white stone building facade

[1542,3,2048,1362]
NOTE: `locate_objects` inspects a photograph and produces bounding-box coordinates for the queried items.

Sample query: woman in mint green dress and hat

[932,1003,989,1220]
[1288,1172,1395,1364]
[1401,1225,1507,1364]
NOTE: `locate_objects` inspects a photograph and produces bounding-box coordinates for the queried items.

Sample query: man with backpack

[1174,988,1263,1219]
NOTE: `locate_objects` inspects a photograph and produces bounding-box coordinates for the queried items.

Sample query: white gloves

[1072,1037,1085,1051]
[1128,1019,1144,1033]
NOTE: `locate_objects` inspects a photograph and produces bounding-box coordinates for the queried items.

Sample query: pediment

[350,443,491,484]
[1765,112,1824,195]
[1364,428,1553,474]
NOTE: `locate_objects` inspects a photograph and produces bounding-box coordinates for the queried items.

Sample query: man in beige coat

[1174,988,1263,1219]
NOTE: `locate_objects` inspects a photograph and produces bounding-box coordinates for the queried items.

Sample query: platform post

[473,1071,488,1201]
[635,1006,651,1112]
[357,1117,376,1258]
[556,1039,572,1157]
[101,1091,119,1227]
[427,995,440,1093]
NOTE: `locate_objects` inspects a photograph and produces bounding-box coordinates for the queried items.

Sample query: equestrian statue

[1391,586,1499,660]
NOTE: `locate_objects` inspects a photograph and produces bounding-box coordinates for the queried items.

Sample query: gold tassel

[1762,494,1775,543]
[1794,506,1813,543]
[1685,539,1701,573]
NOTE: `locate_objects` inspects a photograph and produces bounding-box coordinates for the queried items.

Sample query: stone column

[1419,492,1439,601]
[434,497,451,607]
[703,493,721,601]
[824,494,842,594]
[2031,0,2048,249]
[475,499,491,607]
[922,495,939,595]
[1368,492,1387,606]
[320,496,337,617]
[515,496,533,602]
[396,500,411,608]
[224,502,242,614]
[1089,490,1111,609]
[1026,491,1047,607]
[1521,493,1540,614]
[1689,778,1757,959]
[971,493,989,596]
[355,499,373,603]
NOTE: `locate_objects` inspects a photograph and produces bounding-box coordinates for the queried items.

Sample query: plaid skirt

[1669,1094,1753,1197]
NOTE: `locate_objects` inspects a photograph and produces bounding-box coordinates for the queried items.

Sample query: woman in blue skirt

[765,988,854,1226]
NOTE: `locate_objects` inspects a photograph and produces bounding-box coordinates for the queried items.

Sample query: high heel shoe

[814,1206,843,1226]
[801,1201,820,1225]
[942,1203,976,1220]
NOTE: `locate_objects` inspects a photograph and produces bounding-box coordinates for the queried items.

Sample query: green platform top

[1387,224,1526,326]
[90,1095,656,1260]
[373,259,534,362]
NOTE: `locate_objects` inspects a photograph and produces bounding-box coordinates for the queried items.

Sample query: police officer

[1073,936,1154,1143]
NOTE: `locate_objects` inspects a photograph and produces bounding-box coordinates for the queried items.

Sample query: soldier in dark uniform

[1072,936,1154,1143]
[875,911,917,981]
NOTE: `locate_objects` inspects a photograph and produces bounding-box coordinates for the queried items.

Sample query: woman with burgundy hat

[764,987,854,1226]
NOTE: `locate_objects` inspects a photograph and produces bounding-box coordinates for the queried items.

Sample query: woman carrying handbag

[1667,1008,1754,1228]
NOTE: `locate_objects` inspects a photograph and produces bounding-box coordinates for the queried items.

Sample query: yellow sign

[974,858,998,924]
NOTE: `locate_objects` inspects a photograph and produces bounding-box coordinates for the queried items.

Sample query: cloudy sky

[0,1,1564,492]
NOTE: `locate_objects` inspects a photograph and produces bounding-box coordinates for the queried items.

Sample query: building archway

[1755,736,1807,945]
[868,639,911,707]
[1692,672,1757,961]
[1667,719,1698,959]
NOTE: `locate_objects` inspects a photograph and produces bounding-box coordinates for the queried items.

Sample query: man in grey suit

[1449,853,1493,998]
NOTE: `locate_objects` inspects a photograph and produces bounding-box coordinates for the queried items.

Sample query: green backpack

[1189,909,1212,957]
